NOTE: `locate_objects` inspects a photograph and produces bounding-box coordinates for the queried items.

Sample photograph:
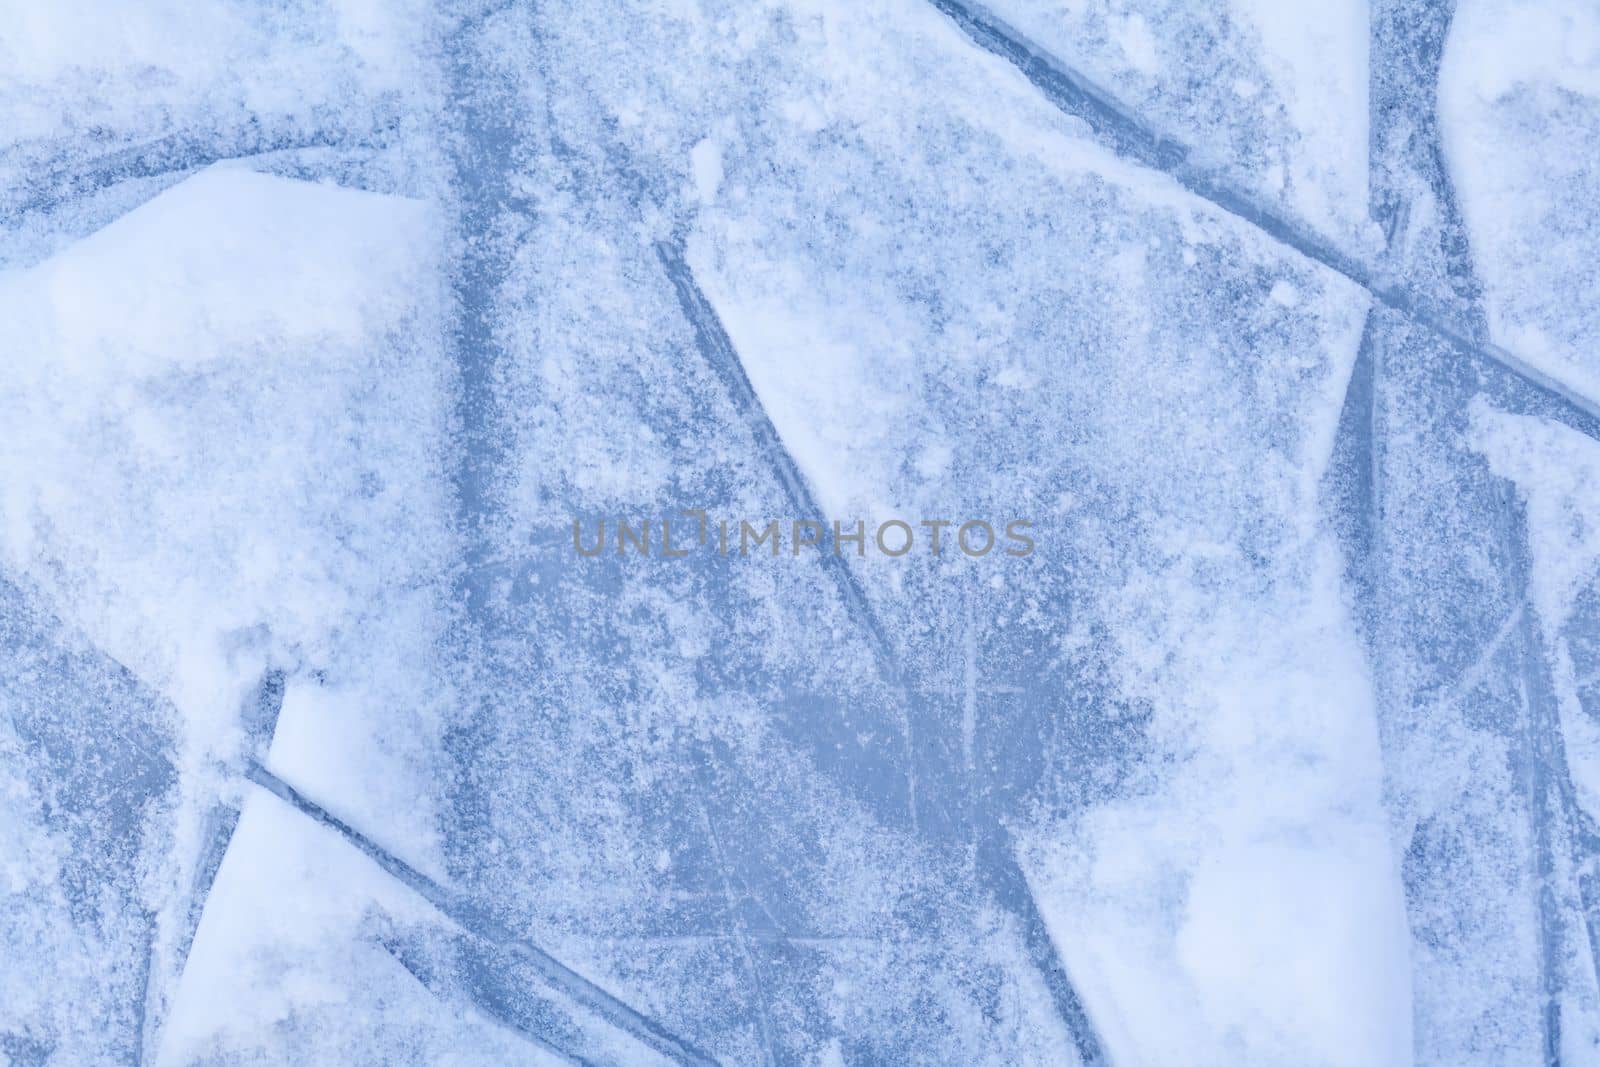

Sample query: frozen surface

[2,1,1599,1064]
[981,0,1373,238]
[1441,0,1600,399]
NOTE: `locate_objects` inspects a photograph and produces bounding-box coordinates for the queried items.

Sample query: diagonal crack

[654,238,921,825]
[2,119,400,224]
[244,758,718,1067]
[655,243,1108,1065]
[926,0,1600,438]
[1499,483,1600,1052]
[653,240,903,686]
[141,670,285,1066]
[378,919,597,1066]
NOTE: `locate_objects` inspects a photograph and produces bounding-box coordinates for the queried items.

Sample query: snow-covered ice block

[5,1,1600,1063]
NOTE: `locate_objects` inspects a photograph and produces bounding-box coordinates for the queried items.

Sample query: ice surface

[981,0,1372,238]
[1441,0,1600,399]
[3,1,1600,1064]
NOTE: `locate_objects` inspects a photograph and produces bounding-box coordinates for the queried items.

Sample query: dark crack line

[1502,483,1600,1044]
[927,0,1600,438]
[653,240,902,684]
[1496,474,1600,1052]
[653,238,921,823]
[2,120,400,224]
[1356,3,1597,1053]
[141,669,284,1066]
[244,758,718,1067]
[137,803,240,1067]
[655,244,1107,1066]
[1500,486,1577,1062]
[379,923,596,1066]
[975,824,1106,1066]
[444,7,533,626]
